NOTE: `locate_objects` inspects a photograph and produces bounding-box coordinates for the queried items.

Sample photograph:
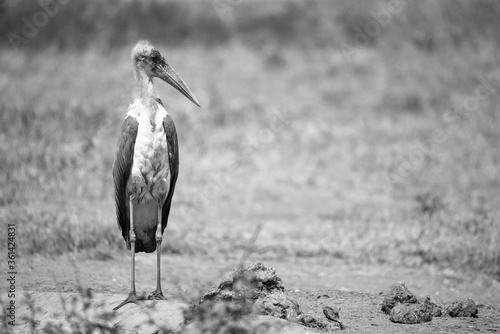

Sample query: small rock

[299,314,317,325]
[389,299,434,324]
[298,313,328,330]
[323,306,340,321]
[443,299,478,318]
[381,283,417,314]
[323,306,344,330]
[299,311,343,331]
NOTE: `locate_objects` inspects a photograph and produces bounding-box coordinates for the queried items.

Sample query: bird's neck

[136,69,157,111]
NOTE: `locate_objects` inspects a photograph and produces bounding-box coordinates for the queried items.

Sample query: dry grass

[0,0,499,280]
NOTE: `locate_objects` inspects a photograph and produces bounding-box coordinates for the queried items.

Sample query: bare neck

[135,67,157,110]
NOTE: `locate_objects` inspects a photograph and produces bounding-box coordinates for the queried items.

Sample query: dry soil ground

[4,254,500,333]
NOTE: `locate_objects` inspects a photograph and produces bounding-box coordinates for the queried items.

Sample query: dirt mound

[186,262,285,319]
[444,298,478,318]
[181,266,486,332]
[381,283,479,324]
[184,262,344,332]
[425,296,444,317]
[389,297,434,324]
[381,283,418,314]
[253,292,301,320]
[201,262,284,301]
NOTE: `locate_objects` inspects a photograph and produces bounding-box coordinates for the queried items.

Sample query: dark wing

[161,113,179,233]
[112,116,138,247]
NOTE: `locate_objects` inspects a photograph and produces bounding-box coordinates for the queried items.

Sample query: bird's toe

[113,292,139,311]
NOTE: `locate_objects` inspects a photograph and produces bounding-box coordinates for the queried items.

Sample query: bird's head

[131,40,200,107]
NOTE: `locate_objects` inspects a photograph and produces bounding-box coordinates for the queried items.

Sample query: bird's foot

[148,290,165,300]
[113,292,139,311]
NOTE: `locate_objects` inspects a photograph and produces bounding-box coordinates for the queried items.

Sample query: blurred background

[0,0,499,300]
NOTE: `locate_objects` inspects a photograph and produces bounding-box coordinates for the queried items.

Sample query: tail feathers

[135,233,157,253]
[124,227,157,253]
[129,197,160,253]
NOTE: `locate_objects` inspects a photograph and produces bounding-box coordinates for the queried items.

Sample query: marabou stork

[112,41,200,310]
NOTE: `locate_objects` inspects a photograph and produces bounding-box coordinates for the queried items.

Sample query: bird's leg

[113,198,139,311]
[148,204,164,300]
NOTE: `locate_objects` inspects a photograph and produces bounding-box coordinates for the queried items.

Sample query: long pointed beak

[157,63,201,107]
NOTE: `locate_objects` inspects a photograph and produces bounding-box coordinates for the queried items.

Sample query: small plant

[43,289,119,334]
[414,193,445,217]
